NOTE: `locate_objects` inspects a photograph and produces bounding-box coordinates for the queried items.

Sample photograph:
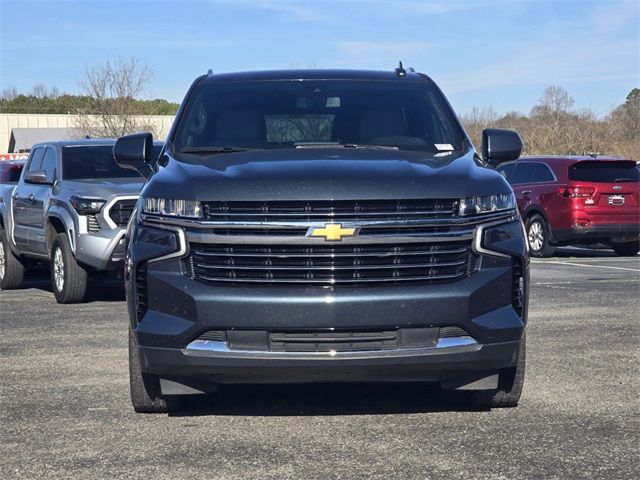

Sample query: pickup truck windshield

[173,80,465,153]
[62,146,141,180]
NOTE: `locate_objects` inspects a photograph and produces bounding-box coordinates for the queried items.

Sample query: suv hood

[143,148,511,201]
[57,178,144,200]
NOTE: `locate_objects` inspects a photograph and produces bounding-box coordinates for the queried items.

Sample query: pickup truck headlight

[142,197,203,219]
[459,193,515,216]
[69,195,106,215]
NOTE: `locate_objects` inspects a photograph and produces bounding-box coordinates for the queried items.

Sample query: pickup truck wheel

[129,330,182,414]
[526,215,555,258]
[468,334,526,409]
[51,233,88,304]
[0,227,25,289]
[612,240,639,257]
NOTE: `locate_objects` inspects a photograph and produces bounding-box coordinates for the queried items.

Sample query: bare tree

[32,83,48,98]
[460,85,638,158]
[74,57,156,138]
[608,89,640,159]
[1,87,18,101]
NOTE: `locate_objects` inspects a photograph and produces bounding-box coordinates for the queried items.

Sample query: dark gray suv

[115,68,529,413]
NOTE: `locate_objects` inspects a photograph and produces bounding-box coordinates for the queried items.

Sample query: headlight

[69,195,106,215]
[459,193,515,216]
[142,197,202,218]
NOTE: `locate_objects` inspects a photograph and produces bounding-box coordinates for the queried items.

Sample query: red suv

[498,156,639,257]
[0,160,25,183]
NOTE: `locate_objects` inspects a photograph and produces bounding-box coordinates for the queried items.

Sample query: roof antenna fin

[395,61,406,77]
[207,68,214,75]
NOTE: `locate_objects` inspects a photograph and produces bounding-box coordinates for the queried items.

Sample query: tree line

[0,93,178,116]
[1,57,638,159]
[460,86,639,160]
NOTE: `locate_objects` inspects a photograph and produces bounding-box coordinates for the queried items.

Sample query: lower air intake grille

[87,215,100,233]
[512,259,524,317]
[269,330,399,352]
[190,326,470,353]
[439,326,470,338]
[198,330,227,342]
[135,263,148,323]
[183,241,477,286]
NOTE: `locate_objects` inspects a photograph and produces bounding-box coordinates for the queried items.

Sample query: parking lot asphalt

[1,248,639,480]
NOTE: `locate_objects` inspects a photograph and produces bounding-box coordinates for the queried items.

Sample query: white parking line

[537,261,640,272]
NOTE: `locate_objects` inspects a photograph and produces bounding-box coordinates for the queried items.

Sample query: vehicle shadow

[170,382,481,417]
[550,247,619,258]
[19,273,125,302]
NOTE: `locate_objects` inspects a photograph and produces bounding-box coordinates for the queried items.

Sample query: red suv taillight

[560,186,596,198]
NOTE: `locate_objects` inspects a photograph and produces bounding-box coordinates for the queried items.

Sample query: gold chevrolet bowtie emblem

[307,223,358,242]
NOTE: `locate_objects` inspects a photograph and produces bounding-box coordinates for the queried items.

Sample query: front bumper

[553,223,640,244]
[75,229,127,270]
[135,338,521,385]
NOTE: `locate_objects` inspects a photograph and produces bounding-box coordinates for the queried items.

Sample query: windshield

[173,80,465,153]
[62,146,142,180]
[569,161,639,183]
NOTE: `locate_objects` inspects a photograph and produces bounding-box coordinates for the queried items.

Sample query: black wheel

[129,330,181,414]
[0,226,25,290]
[469,334,526,408]
[526,214,555,258]
[612,240,639,257]
[50,233,88,303]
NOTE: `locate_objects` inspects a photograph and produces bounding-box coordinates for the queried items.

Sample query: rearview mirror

[25,170,53,185]
[113,132,154,179]
[482,129,523,167]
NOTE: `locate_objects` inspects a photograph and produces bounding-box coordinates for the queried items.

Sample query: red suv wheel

[526,215,555,257]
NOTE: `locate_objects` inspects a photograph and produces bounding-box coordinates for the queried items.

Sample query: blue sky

[1,0,638,116]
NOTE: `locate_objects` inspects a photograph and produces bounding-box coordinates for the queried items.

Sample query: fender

[46,205,78,255]
[0,193,23,257]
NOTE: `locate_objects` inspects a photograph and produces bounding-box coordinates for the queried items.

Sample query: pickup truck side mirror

[482,129,523,167]
[25,169,53,185]
[113,132,154,179]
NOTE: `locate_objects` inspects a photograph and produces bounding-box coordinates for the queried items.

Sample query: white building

[0,114,175,153]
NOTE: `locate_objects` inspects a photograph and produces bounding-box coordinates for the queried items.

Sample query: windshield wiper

[178,146,257,154]
[294,142,399,150]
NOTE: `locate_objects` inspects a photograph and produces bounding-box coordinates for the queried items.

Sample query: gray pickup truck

[0,139,154,303]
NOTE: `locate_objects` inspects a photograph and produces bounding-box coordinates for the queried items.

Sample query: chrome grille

[183,241,477,285]
[108,199,137,228]
[202,199,458,222]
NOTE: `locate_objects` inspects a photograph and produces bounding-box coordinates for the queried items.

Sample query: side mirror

[113,132,154,179]
[25,170,53,185]
[482,128,523,167]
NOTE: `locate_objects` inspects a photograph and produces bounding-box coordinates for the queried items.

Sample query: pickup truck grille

[202,199,458,222]
[108,199,137,228]
[183,241,477,285]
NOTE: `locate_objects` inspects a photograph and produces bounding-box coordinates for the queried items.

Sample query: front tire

[612,240,639,257]
[526,214,555,258]
[469,334,526,408]
[0,226,25,290]
[129,330,181,414]
[51,233,88,303]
